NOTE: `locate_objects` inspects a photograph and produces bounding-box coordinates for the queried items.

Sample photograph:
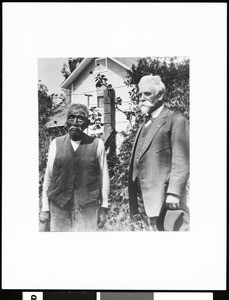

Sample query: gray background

[101,293,153,300]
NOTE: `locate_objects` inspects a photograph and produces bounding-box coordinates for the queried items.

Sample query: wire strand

[68,72,188,96]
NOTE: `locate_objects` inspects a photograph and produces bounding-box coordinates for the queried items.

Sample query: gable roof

[60,57,140,89]
[112,57,140,69]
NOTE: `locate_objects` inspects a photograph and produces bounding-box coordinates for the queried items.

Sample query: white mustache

[69,126,82,131]
[139,100,154,115]
[139,100,153,108]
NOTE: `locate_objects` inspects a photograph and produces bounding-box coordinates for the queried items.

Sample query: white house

[47,57,139,137]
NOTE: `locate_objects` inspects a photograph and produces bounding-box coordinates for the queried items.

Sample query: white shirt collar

[151,104,164,119]
[145,104,164,127]
[70,139,81,151]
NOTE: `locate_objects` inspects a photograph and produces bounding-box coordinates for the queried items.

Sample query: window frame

[97,95,104,109]
[95,57,108,73]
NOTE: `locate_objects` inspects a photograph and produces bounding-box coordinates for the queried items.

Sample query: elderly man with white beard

[128,75,190,231]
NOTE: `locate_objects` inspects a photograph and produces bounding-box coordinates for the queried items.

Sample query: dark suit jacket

[128,107,189,217]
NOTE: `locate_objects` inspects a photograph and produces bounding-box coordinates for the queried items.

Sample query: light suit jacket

[128,107,189,217]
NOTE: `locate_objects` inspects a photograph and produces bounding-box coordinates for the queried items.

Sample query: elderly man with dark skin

[40,103,109,232]
[128,75,189,231]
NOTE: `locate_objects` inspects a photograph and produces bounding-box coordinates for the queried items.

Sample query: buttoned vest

[132,122,152,181]
[47,134,101,208]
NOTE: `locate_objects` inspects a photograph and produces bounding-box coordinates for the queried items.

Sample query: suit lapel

[129,122,145,165]
[139,107,169,160]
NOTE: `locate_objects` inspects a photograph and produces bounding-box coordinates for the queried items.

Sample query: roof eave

[60,57,94,89]
[109,57,131,70]
[60,57,134,89]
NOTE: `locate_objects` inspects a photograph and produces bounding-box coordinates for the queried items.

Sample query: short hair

[67,103,89,119]
[139,75,166,97]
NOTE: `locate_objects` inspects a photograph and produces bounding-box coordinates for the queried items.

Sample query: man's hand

[98,207,108,229]
[40,211,50,223]
[165,194,180,210]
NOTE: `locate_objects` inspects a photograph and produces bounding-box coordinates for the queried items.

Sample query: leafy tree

[125,57,190,123]
[38,81,65,205]
[61,57,84,79]
[38,81,54,181]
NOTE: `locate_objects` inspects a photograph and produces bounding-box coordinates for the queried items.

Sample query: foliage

[38,81,65,204]
[38,57,189,231]
[88,106,103,130]
[61,57,84,79]
[94,73,136,130]
[125,57,190,120]
[93,74,144,229]
[102,130,144,231]
[38,81,54,182]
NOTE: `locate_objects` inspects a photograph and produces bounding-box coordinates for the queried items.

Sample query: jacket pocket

[155,140,171,153]
[54,158,62,167]
[87,161,99,176]
[156,146,172,154]
[88,181,100,191]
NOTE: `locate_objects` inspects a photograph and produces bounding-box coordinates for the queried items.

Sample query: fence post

[103,88,116,155]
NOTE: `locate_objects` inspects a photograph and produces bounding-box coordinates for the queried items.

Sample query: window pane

[97,96,104,108]
[95,58,107,72]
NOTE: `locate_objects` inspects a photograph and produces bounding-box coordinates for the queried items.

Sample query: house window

[95,58,107,73]
[97,96,104,108]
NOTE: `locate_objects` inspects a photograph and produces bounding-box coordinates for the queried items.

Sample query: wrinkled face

[138,82,163,115]
[66,107,89,141]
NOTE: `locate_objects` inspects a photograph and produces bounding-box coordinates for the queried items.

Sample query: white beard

[140,105,151,115]
[139,99,154,115]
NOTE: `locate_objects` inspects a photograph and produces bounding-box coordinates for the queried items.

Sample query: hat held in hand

[158,202,190,231]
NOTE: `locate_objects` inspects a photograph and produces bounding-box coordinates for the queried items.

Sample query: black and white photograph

[3,2,226,292]
[38,56,190,232]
